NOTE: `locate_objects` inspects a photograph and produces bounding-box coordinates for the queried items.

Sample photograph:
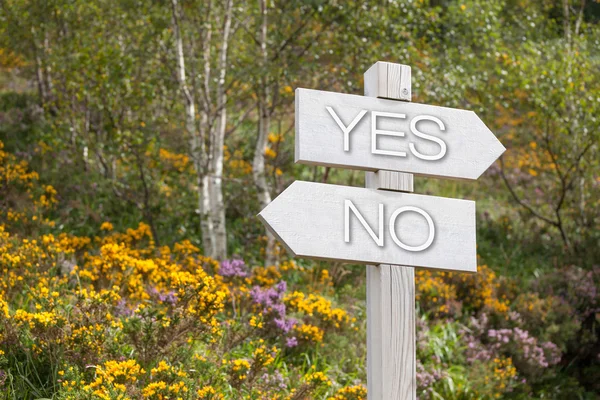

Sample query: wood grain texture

[367,263,416,400]
[258,180,477,272]
[366,170,414,192]
[387,265,415,399]
[367,233,416,399]
[294,88,505,179]
[366,263,385,400]
[366,180,416,400]
[366,62,415,400]
[364,62,411,101]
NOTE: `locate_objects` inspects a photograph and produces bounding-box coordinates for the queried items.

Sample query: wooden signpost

[258,61,505,400]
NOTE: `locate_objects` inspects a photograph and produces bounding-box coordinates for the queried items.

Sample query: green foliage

[0,0,598,398]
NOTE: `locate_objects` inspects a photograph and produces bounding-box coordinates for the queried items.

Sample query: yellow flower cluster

[231,359,251,380]
[13,309,63,329]
[249,315,263,328]
[280,260,303,272]
[136,361,189,398]
[268,133,282,144]
[285,291,351,328]
[57,232,91,253]
[70,224,226,334]
[264,147,277,159]
[142,381,168,397]
[415,270,456,315]
[100,221,114,231]
[0,227,72,295]
[150,360,187,378]
[502,142,553,177]
[0,294,9,319]
[0,140,57,229]
[68,323,106,357]
[456,265,510,314]
[252,342,276,368]
[0,214,229,386]
[85,359,145,398]
[252,265,282,287]
[224,147,252,177]
[197,385,223,399]
[283,369,332,399]
[493,357,517,380]
[142,379,188,398]
[416,265,509,316]
[295,323,324,344]
[0,141,39,186]
[35,185,58,208]
[319,269,334,288]
[482,357,518,396]
[0,47,26,69]
[158,148,191,173]
[328,384,367,400]
[304,371,331,387]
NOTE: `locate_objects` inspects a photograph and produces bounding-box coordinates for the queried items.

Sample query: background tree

[169,0,234,260]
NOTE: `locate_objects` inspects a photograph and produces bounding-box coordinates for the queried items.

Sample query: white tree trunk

[31,26,48,106]
[252,0,276,266]
[200,173,214,257]
[171,0,215,257]
[209,0,233,261]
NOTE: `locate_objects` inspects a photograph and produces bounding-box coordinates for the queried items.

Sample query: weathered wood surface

[365,62,416,400]
[295,88,505,179]
[367,264,416,400]
[258,180,477,272]
[366,174,416,400]
[364,61,411,101]
[366,170,414,192]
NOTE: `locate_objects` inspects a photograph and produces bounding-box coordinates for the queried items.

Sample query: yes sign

[327,108,447,161]
[295,88,505,180]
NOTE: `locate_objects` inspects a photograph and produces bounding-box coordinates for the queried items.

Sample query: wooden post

[365,62,416,400]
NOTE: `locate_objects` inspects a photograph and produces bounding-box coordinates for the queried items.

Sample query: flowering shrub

[0,217,358,398]
[0,142,364,398]
[0,140,597,399]
[412,259,599,398]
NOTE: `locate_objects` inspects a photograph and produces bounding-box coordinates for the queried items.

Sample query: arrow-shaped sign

[258,181,476,272]
[295,88,505,180]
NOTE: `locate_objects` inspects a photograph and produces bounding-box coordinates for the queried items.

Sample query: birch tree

[170,0,234,260]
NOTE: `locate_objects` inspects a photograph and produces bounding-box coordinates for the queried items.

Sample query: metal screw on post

[364,62,416,400]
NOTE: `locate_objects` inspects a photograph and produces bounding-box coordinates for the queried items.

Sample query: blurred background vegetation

[0,0,598,399]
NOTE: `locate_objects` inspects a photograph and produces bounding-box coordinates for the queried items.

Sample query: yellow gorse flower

[305,371,331,386]
[100,221,114,231]
[285,291,350,328]
[329,384,367,400]
[295,323,325,344]
[85,359,145,396]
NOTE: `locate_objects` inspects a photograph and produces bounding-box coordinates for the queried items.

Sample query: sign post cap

[364,61,411,101]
